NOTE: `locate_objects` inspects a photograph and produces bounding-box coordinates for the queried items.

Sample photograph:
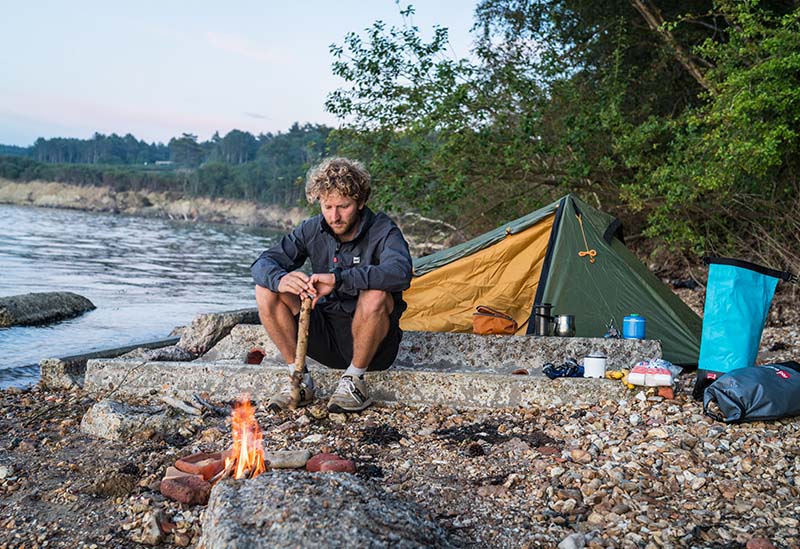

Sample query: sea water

[0,204,280,388]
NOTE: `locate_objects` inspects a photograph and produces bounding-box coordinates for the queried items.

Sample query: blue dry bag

[693,257,796,400]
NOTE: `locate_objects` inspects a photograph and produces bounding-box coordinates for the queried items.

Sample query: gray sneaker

[267,381,315,411]
[327,375,372,413]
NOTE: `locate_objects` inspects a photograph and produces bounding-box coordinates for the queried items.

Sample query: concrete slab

[85,330,661,408]
[86,357,633,409]
[202,325,662,373]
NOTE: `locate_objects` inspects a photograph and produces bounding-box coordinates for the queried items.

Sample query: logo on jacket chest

[353,257,361,264]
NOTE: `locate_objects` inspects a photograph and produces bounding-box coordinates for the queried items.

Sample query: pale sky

[0,1,477,146]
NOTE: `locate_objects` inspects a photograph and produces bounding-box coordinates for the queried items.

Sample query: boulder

[80,399,186,441]
[0,291,95,327]
[199,472,453,548]
[178,308,260,356]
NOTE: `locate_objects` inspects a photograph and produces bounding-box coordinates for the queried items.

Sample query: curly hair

[305,157,371,204]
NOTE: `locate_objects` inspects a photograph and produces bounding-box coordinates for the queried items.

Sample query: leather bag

[472,305,518,335]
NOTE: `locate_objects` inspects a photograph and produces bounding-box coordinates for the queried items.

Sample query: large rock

[199,472,453,548]
[0,291,95,327]
[178,308,260,356]
[80,399,189,441]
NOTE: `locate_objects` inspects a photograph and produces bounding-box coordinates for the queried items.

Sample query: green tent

[401,194,702,365]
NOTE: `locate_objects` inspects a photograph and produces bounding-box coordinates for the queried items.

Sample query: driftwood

[193,394,229,416]
[160,395,202,416]
[289,296,313,410]
[210,459,235,484]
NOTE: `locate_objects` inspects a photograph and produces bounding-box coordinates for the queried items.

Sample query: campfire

[211,395,268,483]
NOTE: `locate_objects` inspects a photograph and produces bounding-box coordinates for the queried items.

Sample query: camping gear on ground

[583,351,607,378]
[703,362,800,423]
[693,257,797,400]
[472,305,518,335]
[533,303,554,336]
[543,358,583,379]
[628,358,681,387]
[622,314,646,339]
[553,315,576,337]
[604,318,621,338]
[400,194,702,365]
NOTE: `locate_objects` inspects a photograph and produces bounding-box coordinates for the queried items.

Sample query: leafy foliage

[326,0,800,265]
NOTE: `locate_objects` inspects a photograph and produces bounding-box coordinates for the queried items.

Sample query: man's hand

[277,271,315,299]
[308,273,336,308]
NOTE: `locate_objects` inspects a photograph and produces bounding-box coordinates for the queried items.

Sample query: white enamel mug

[583,351,607,378]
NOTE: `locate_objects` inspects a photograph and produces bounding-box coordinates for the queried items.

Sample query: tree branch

[629,0,716,94]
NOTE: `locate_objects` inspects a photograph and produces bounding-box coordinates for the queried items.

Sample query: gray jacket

[251,207,413,314]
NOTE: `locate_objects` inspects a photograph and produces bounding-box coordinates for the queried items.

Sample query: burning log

[290,296,313,410]
[212,395,269,484]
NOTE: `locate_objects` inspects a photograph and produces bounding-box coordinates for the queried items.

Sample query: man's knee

[356,289,393,317]
[255,284,279,308]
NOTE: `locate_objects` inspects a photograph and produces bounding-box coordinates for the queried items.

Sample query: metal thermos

[533,303,553,336]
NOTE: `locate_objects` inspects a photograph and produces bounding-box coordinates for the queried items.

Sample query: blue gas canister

[623,314,646,339]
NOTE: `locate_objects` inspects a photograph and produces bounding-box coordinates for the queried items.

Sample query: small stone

[629,414,641,426]
[569,449,592,464]
[175,452,224,481]
[296,416,312,427]
[0,466,11,480]
[329,413,347,424]
[657,386,675,399]
[264,450,312,469]
[550,467,565,478]
[318,459,356,473]
[586,512,604,525]
[746,538,775,549]
[138,512,163,546]
[160,476,211,505]
[174,532,191,547]
[306,453,342,472]
[718,480,738,500]
[301,433,323,444]
[691,477,706,490]
[646,427,668,439]
[611,503,630,514]
[558,532,586,549]
[477,484,508,497]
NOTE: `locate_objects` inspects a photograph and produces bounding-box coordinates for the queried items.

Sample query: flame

[225,395,267,480]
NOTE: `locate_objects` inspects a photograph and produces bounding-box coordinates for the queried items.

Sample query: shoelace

[335,376,359,402]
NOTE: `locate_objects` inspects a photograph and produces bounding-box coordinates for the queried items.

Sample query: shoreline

[0,178,307,232]
[0,178,459,257]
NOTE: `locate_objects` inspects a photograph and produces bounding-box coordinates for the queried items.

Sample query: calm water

[0,204,280,388]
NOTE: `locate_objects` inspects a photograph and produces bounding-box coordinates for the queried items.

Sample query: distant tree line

[0,123,336,207]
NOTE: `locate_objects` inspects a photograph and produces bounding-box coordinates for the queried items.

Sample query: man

[251,157,413,413]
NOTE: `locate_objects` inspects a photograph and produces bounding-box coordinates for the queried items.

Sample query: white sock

[288,363,315,389]
[345,363,367,379]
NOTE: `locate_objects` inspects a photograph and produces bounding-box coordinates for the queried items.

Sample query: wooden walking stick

[289,295,313,410]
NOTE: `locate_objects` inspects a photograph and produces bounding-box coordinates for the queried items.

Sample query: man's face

[320,192,363,241]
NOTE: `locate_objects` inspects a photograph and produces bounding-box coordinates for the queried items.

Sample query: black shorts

[295,301,403,371]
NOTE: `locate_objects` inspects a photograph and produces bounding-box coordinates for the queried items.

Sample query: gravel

[1,286,799,548]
